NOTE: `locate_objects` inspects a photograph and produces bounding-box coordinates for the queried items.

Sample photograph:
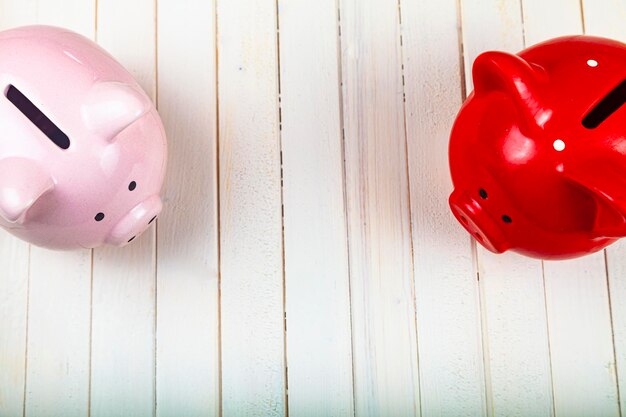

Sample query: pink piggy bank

[0,26,167,249]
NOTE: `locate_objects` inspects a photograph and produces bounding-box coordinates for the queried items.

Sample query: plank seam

[540,261,557,417]
[153,0,159,415]
[88,5,98,415]
[396,0,422,414]
[456,0,490,415]
[604,250,624,417]
[335,1,358,415]
[579,0,587,36]
[21,244,31,417]
[214,0,223,415]
[274,1,290,416]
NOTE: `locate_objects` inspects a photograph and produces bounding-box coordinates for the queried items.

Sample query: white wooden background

[1,0,626,416]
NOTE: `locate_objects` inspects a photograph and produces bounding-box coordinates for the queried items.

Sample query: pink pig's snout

[106,195,162,246]
[449,189,510,254]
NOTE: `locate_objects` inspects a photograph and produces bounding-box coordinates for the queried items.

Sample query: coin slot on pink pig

[5,85,70,149]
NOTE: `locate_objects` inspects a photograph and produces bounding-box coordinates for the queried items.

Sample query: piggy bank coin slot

[583,78,626,129]
[5,85,70,150]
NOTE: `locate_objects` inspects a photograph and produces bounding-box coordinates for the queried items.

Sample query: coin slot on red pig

[5,85,70,149]
[583,79,626,129]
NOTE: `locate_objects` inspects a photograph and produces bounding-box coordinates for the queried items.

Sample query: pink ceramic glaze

[0,25,167,249]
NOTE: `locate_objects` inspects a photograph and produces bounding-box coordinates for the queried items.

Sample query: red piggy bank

[449,35,626,260]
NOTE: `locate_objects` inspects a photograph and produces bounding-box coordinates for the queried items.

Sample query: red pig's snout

[449,189,510,254]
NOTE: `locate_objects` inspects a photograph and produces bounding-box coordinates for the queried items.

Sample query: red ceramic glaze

[449,35,626,260]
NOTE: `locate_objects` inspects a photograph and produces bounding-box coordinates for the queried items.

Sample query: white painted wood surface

[91,0,157,416]
[217,1,286,416]
[340,0,419,415]
[1,0,626,416]
[460,2,553,416]
[156,0,220,415]
[279,1,354,416]
[582,4,626,417]
[401,0,486,415]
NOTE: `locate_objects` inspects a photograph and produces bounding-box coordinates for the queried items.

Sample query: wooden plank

[217,0,285,415]
[399,0,486,415]
[278,0,354,416]
[605,242,626,417]
[24,1,96,416]
[0,239,29,417]
[578,2,626,416]
[89,0,156,415]
[339,0,419,415]
[0,4,35,416]
[522,0,583,45]
[524,1,619,415]
[459,1,553,416]
[155,0,220,416]
[544,254,619,417]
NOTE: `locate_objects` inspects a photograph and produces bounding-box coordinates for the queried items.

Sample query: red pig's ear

[473,51,552,129]
[561,159,626,238]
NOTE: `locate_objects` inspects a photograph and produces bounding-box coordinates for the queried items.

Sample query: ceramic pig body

[449,35,626,260]
[0,26,166,249]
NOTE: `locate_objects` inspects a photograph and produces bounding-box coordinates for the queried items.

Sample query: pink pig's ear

[561,160,626,237]
[0,158,54,224]
[473,51,552,129]
[82,81,152,142]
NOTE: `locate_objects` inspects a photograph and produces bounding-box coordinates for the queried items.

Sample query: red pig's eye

[502,215,513,224]
[479,189,488,199]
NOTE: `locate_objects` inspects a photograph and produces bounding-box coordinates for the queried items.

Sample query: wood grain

[581,3,626,416]
[217,0,286,415]
[522,1,619,417]
[23,1,95,416]
[90,0,157,415]
[0,238,28,417]
[400,0,487,415]
[339,0,420,415]
[0,0,623,415]
[544,254,619,417]
[278,0,355,416]
[460,1,553,416]
[156,0,220,416]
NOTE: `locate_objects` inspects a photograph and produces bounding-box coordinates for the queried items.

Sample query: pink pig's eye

[6,85,70,150]
[128,181,137,191]
[95,212,105,222]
